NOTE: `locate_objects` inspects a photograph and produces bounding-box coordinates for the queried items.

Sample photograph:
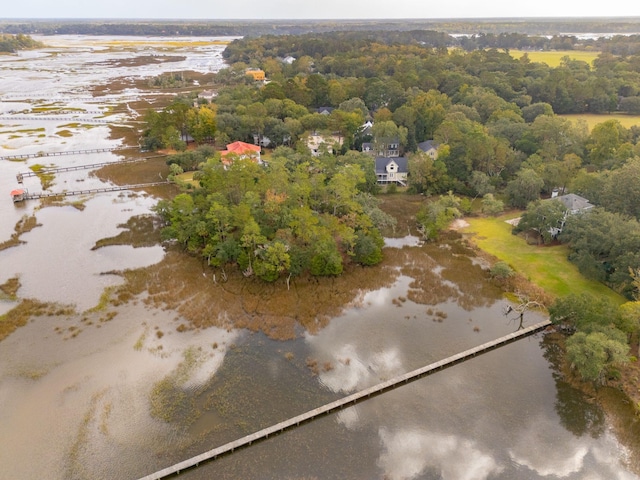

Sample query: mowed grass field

[560,113,640,131]
[461,213,626,304]
[509,49,600,67]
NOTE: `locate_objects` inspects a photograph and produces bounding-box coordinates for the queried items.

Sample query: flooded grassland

[0,36,639,480]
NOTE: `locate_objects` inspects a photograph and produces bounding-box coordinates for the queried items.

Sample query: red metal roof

[223,141,261,154]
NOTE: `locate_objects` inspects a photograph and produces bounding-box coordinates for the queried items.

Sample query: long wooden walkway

[0,147,134,161]
[0,115,109,124]
[16,155,167,182]
[138,320,552,480]
[18,182,170,201]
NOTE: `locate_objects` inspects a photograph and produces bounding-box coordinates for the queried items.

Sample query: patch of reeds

[0,215,41,251]
[29,163,55,190]
[87,286,115,312]
[0,276,21,299]
[92,214,162,250]
[0,299,75,342]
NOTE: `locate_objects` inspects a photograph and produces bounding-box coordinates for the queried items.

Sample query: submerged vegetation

[0,299,75,342]
[0,215,41,251]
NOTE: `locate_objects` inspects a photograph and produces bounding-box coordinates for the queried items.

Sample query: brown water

[0,36,638,480]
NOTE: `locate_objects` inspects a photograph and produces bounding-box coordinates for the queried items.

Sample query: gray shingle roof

[556,194,594,212]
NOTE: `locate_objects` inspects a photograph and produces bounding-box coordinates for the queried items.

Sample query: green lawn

[461,213,625,304]
[560,113,640,131]
[509,49,600,67]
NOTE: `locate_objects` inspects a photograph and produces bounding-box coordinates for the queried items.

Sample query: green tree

[310,238,343,276]
[549,293,625,334]
[416,192,463,241]
[514,199,567,244]
[407,150,449,195]
[521,102,554,123]
[566,330,629,383]
[353,231,384,266]
[481,193,504,216]
[254,241,291,282]
[186,105,217,144]
[585,119,630,168]
[600,158,640,220]
[505,168,544,208]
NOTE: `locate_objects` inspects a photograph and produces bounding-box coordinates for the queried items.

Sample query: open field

[509,49,600,67]
[461,212,626,304]
[560,113,640,131]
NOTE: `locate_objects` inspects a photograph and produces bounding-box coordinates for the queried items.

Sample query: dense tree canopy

[155,148,390,281]
[549,293,633,383]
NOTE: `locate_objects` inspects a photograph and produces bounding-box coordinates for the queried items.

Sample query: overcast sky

[2,1,640,20]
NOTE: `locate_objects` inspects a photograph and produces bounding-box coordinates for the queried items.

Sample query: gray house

[375,157,408,186]
[554,193,595,215]
[417,140,439,159]
[547,193,595,238]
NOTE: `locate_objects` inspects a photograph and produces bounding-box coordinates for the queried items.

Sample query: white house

[375,157,408,186]
[305,131,343,157]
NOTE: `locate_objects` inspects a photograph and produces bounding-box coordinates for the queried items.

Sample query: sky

[2,0,640,20]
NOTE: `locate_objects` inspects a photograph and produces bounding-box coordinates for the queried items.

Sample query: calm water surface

[0,36,637,480]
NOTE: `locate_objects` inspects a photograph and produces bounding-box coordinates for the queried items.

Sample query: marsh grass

[17,367,48,380]
[0,277,21,300]
[149,347,206,424]
[0,215,42,251]
[92,214,162,250]
[87,286,115,312]
[133,329,147,351]
[0,299,75,342]
[39,196,87,210]
[67,390,106,479]
[30,163,55,190]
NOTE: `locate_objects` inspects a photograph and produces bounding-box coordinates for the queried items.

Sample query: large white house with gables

[375,156,408,186]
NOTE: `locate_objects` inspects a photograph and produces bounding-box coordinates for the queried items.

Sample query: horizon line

[2,16,640,22]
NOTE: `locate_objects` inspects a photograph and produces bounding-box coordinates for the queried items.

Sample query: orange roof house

[10,188,26,203]
[220,141,262,166]
[246,69,265,81]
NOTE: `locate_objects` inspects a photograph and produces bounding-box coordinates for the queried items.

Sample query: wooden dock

[1,147,134,161]
[16,182,171,202]
[138,320,552,480]
[16,155,167,182]
[1,95,140,103]
[0,115,109,124]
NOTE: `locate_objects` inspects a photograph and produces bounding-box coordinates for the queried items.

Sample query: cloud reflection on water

[378,428,502,480]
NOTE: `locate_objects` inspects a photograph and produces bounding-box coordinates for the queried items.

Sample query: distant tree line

[3,18,640,38]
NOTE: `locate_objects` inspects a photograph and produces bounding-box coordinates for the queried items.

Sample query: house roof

[375,156,408,173]
[417,140,439,152]
[555,193,594,212]
[222,141,261,155]
[316,106,334,114]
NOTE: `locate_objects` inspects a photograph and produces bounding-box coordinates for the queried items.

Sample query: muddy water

[0,36,638,480]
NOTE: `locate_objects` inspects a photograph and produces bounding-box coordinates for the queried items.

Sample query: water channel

[0,35,638,480]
